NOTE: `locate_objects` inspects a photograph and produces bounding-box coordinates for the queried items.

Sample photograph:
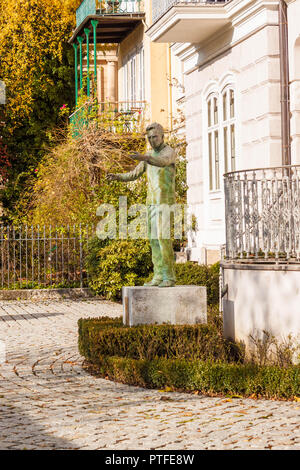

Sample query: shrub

[87,240,153,300]
[85,356,300,399]
[87,239,220,303]
[78,317,300,399]
[78,317,239,363]
[175,262,220,305]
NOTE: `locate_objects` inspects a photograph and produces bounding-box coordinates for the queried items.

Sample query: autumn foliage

[0,0,80,218]
[0,0,79,130]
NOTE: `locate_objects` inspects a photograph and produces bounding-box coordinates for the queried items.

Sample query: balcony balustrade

[224,166,300,263]
[69,99,147,137]
[152,0,230,24]
[76,0,143,28]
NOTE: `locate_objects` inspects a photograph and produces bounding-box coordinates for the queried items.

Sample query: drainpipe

[279,0,291,166]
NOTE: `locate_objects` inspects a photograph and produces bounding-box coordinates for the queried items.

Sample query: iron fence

[224,165,300,262]
[152,0,230,24]
[0,225,94,289]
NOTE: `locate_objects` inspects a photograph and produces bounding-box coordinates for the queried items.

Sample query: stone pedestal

[122,286,207,326]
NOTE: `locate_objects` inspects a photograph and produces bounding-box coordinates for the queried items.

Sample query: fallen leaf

[158,386,173,393]
[178,418,195,424]
[293,396,300,402]
[249,393,257,399]
[259,413,273,419]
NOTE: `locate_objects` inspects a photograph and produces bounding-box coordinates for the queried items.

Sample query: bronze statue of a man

[107,122,176,287]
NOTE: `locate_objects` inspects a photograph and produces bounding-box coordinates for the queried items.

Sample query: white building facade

[148,0,300,264]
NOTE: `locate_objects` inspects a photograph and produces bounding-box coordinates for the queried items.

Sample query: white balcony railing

[224,166,300,263]
[152,0,229,24]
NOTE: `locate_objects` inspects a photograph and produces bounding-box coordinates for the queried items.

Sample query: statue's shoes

[144,279,163,286]
[158,280,175,288]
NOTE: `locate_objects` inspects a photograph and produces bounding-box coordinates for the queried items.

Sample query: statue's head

[146,122,164,150]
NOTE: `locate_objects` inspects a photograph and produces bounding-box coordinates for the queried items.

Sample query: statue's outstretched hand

[130,152,146,161]
[107,173,119,182]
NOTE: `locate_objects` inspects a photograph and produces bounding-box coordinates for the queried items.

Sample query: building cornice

[160,0,281,75]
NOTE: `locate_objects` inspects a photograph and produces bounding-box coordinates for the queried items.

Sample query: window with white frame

[206,86,236,191]
[123,47,145,105]
[207,94,220,191]
[222,87,236,173]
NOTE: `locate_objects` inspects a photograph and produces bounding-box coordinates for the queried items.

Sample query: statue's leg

[159,239,176,283]
[157,204,176,284]
[144,205,163,285]
[150,239,164,281]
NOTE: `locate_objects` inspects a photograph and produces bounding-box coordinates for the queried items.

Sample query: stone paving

[0,299,299,450]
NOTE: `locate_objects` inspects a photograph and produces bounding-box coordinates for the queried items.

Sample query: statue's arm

[109,161,146,182]
[146,147,176,168]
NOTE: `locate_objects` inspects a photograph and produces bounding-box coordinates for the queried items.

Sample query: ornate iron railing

[152,0,230,24]
[76,0,143,28]
[0,225,94,289]
[224,166,300,262]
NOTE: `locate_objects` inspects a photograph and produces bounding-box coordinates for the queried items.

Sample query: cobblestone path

[0,300,299,450]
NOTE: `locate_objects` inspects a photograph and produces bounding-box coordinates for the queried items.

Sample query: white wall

[178,2,283,261]
[222,266,300,358]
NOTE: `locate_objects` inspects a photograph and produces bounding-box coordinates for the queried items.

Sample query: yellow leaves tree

[0,0,81,219]
[0,0,80,130]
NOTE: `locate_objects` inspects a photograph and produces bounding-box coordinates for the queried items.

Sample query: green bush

[78,317,300,399]
[175,262,220,305]
[78,317,239,363]
[87,239,153,300]
[85,356,300,399]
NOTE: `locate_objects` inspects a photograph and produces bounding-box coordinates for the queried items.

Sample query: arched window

[207,94,220,190]
[206,83,236,192]
[222,87,236,173]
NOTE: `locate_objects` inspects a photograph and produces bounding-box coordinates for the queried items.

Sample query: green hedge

[78,317,300,399]
[86,356,300,399]
[78,317,239,363]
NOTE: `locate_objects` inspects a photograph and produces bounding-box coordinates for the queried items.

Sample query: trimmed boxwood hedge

[78,316,240,363]
[78,317,300,400]
[85,356,300,399]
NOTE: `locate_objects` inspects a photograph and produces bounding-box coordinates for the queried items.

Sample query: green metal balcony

[76,0,143,28]
[70,0,145,44]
